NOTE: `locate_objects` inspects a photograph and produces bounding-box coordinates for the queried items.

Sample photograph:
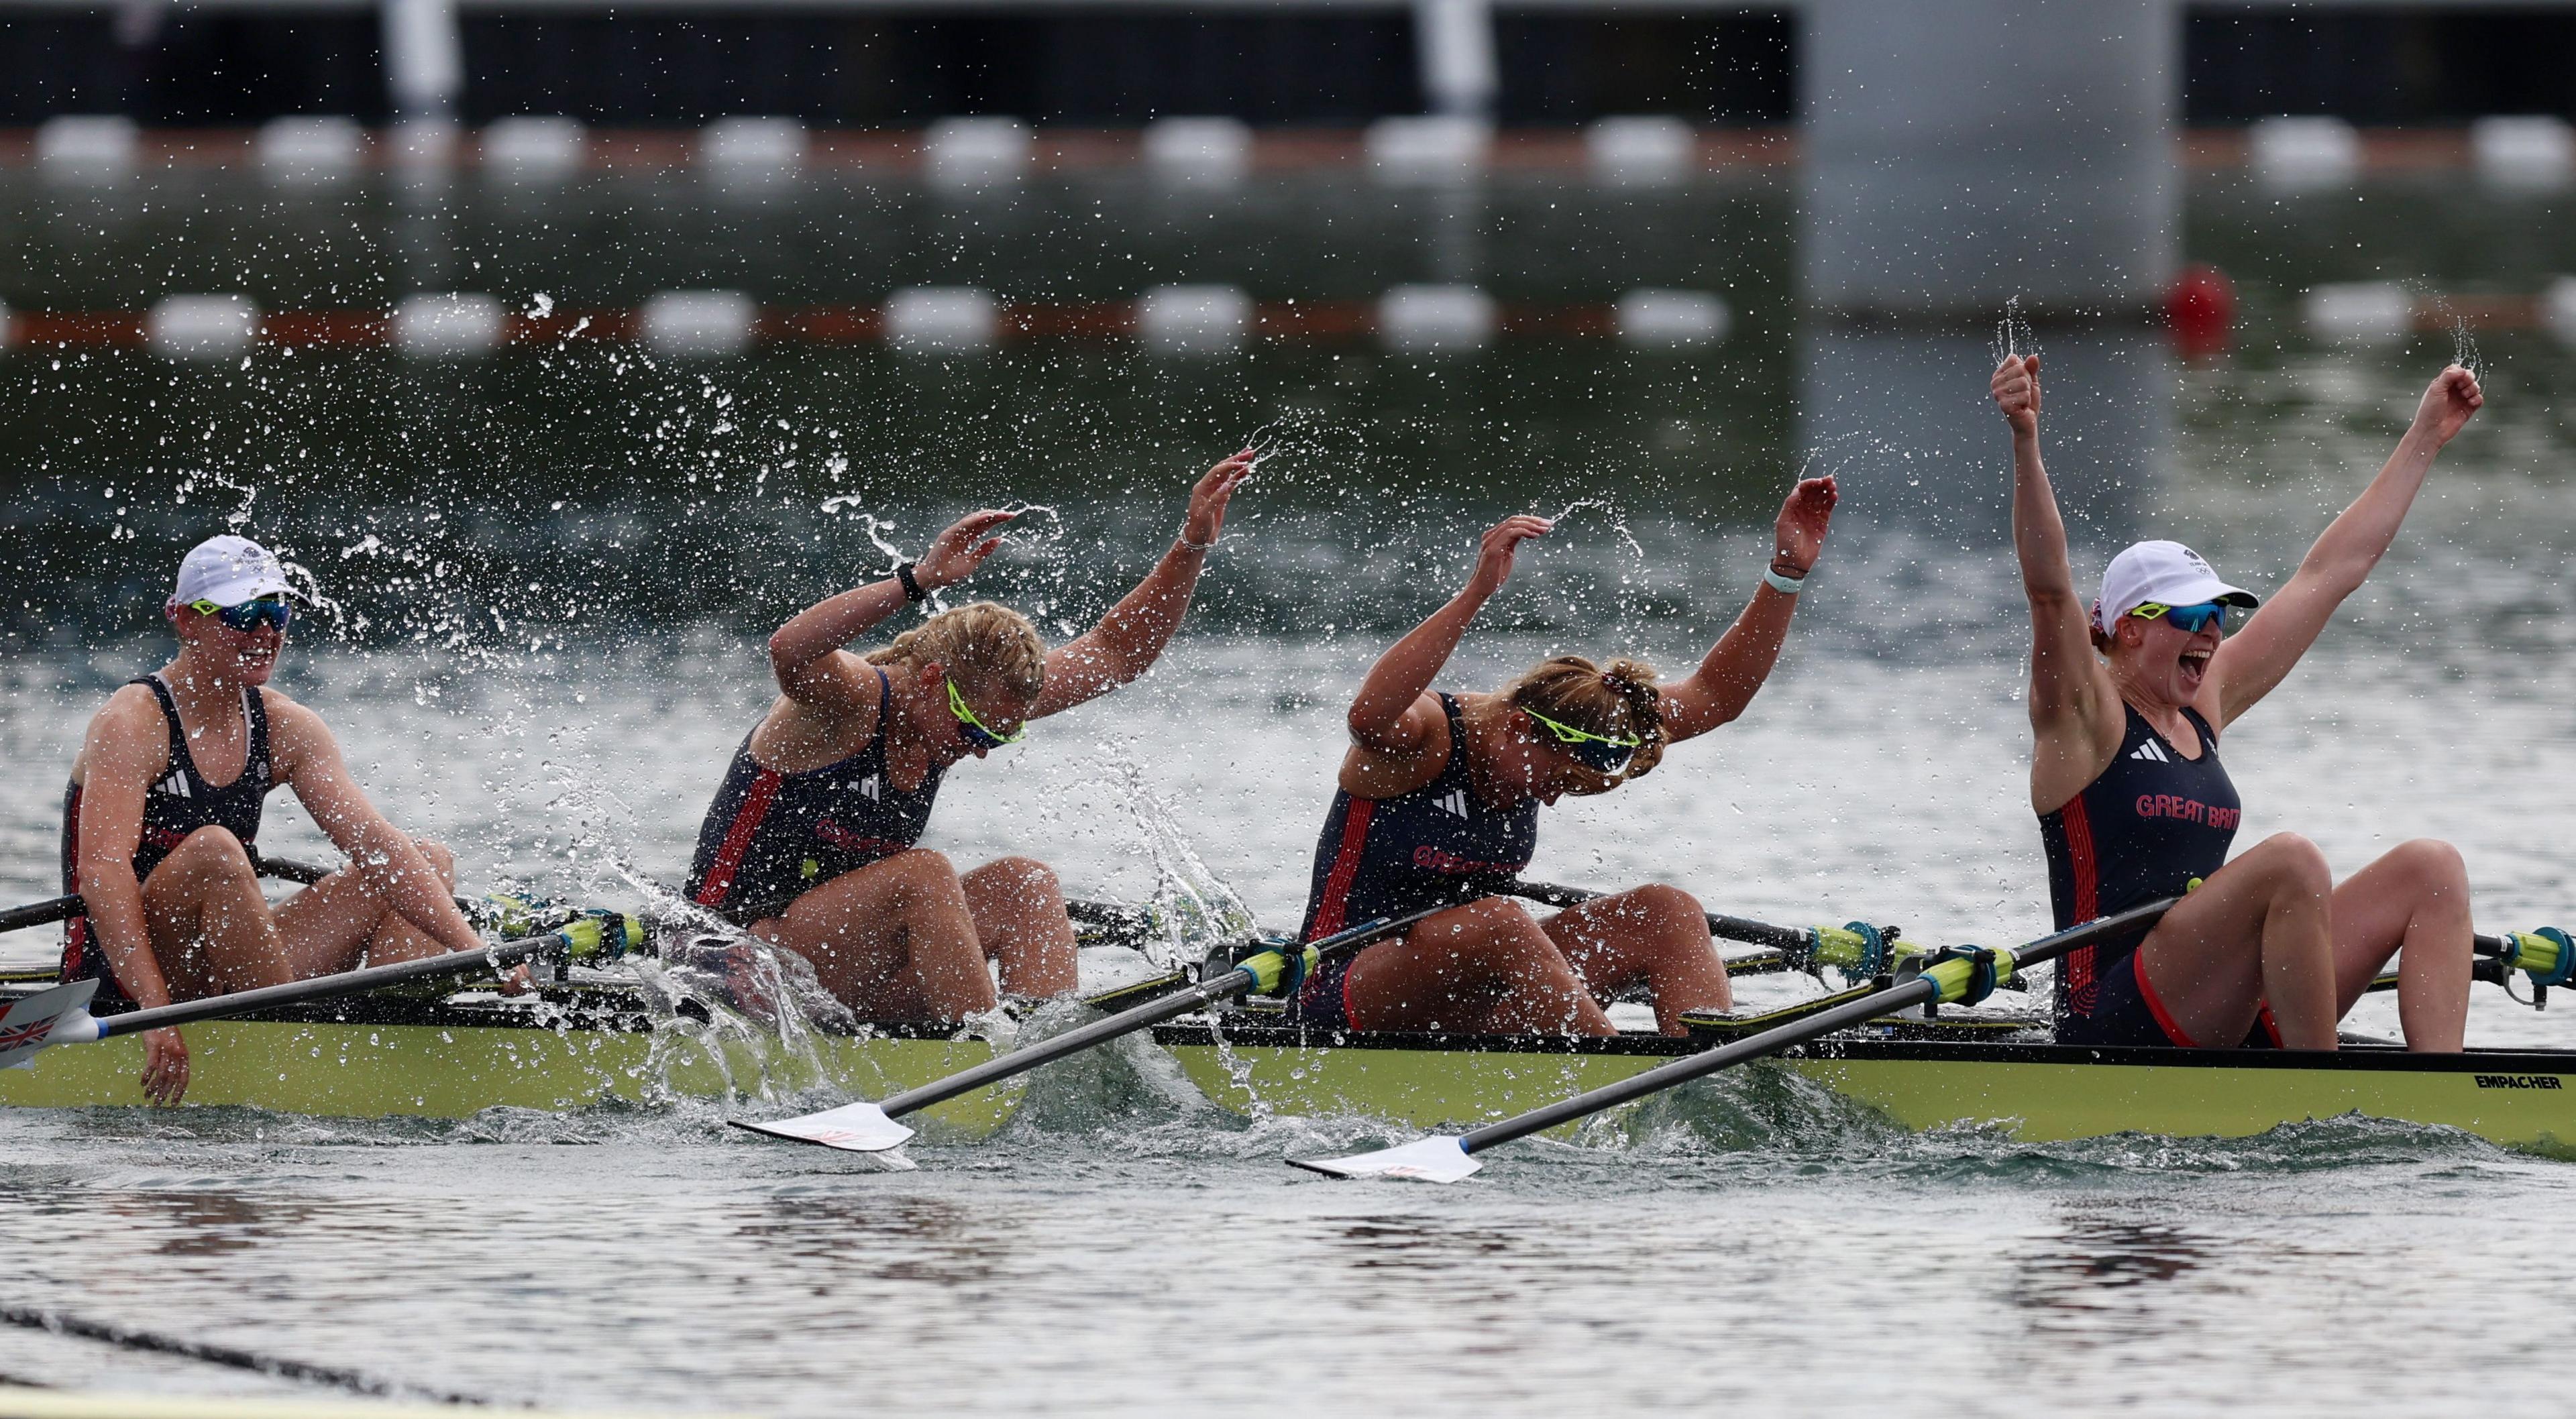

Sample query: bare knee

[412,838,456,885]
[973,855,1061,899]
[166,827,258,883]
[2249,832,2332,899]
[887,848,964,899]
[1615,883,1709,938]
[2384,838,2468,893]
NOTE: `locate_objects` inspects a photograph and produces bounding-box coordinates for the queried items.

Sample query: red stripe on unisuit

[2063,795,2100,1013]
[693,767,784,907]
[1307,797,1377,940]
[2132,952,2203,1048]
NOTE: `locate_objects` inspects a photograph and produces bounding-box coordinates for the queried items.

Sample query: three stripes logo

[1436,789,1470,819]
[154,771,193,799]
[858,774,881,802]
[2128,740,2173,764]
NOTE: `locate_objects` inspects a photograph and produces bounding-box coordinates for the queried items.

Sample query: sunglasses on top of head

[1522,707,1641,774]
[947,678,1026,750]
[2127,600,2234,636]
[189,597,294,633]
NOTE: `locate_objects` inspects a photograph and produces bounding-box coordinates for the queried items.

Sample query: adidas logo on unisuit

[857,774,881,801]
[1436,789,1470,818]
[156,771,193,798]
[2129,740,2172,763]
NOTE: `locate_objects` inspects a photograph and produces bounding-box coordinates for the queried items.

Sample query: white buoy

[1142,117,1252,188]
[36,115,140,180]
[640,290,757,357]
[2302,282,2413,345]
[923,117,1031,192]
[2472,116,2575,192]
[1587,117,1696,187]
[256,117,366,185]
[1615,290,1729,348]
[701,117,805,182]
[2543,276,2576,350]
[1365,116,1491,186]
[392,292,504,357]
[1137,285,1252,355]
[148,296,261,359]
[883,287,1000,353]
[482,116,587,182]
[2250,115,2360,194]
[1379,285,1495,352]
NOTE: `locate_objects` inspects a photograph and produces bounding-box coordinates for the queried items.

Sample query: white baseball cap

[169,534,295,610]
[2090,540,2259,638]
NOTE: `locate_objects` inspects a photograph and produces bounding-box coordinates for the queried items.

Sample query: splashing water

[1544,498,1648,559]
[1095,752,1259,972]
[1992,296,2038,367]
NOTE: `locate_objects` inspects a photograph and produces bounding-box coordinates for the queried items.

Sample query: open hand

[916,510,1018,591]
[1182,449,1256,548]
[2412,364,2484,447]
[1992,355,2042,436]
[1772,476,1838,575]
[1466,514,1554,602]
[141,1026,189,1106]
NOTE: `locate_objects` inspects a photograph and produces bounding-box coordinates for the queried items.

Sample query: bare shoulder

[256,689,339,771]
[79,682,169,761]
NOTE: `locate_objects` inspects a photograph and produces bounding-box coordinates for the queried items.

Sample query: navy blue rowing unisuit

[1291,693,1538,1029]
[686,667,946,925]
[60,676,275,1011]
[2039,702,2242,1047]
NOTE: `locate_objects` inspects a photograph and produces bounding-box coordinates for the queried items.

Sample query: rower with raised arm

[1289,479,1837,1037]
[1995,355,2487,1052]
[62,536,502,1105]
[683,451,1254,1023]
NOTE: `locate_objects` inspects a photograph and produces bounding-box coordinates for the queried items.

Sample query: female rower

[65,534,502,1105]
[1995,355,2485,1051]
[684,450,1253,1023]
[1291,478,1838,1037]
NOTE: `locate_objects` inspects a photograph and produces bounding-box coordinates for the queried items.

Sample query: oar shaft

[99,934,559,1038]
[1457,895,2180,1156]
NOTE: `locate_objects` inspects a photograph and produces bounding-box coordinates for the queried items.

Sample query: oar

[731,901,1463,1153]
[1506,878,1955,985]
[1289,895,2181,1183]
[0,912,644,1073]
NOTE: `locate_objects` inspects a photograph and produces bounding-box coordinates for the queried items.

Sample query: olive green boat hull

[0,1010,1016,1135]
[1154,1025,2576,1155]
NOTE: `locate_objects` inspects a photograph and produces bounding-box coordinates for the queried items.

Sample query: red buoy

[2167,264,2235,360]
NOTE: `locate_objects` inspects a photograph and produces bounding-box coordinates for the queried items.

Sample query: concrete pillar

[383,0,464,122]
[1800,0,2174,321]
[1414,0,1498,120]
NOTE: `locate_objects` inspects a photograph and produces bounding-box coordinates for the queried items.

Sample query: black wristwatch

[896,562,927,604]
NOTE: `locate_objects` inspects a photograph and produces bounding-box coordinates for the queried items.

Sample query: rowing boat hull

[0,1001,1016,1135]
[1151,1024,2576,1155]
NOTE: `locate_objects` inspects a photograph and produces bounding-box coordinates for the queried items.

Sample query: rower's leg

[1540,884,1729,1035]
[1341,898,1617,1036]
[2324,839,2472,1052]
[757,848,996,1021]
[2133,832,2338,1049]
[140,827,293,997]
[961,856,1078,999]
[270,837,459,976]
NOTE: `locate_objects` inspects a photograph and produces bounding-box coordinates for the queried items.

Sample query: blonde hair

[866,602,1048,700]
[1503,654,1666,780]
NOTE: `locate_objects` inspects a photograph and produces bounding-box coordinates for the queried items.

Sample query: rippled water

[5,174,2576,1414]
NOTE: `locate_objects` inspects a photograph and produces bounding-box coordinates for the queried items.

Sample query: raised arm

[1660,477,1836,743]
[268,699,485,957]
[1030,450,1253,719]
[769,510,1018,716]
[1995,355,2123,811]
[2209,365,2483,728]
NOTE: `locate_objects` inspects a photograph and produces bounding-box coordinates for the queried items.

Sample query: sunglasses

[2127,601,2233,636]
[189,597,293,632]
[1523,707,1641,773]
[947,678,1026,750]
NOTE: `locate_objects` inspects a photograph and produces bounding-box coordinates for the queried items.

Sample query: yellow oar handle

[1234,946,1315,998]
[554,911,645,962]
[1917,945,2019,1007]
[2506,928,2576,987]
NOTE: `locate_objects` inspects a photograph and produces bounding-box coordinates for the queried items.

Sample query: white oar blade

[1290,1135,1481,1184]
[730,1100,916,1153]
[0,979,101,1071]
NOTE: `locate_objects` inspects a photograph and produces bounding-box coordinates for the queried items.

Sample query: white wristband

[1763,565,1806,595]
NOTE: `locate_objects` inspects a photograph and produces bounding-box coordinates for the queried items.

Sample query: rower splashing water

[1995,352,2487,1052]
[681,449,1255,1025]
[1289,477,1838,1037]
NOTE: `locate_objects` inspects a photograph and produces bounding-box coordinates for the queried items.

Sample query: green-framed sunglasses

[1522,707,1642,773]
[948,678,1026,750]
[2127,600,2235,636]
[188,596,293,632]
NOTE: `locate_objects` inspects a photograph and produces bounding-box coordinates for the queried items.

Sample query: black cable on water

[0,1304,498,1406]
